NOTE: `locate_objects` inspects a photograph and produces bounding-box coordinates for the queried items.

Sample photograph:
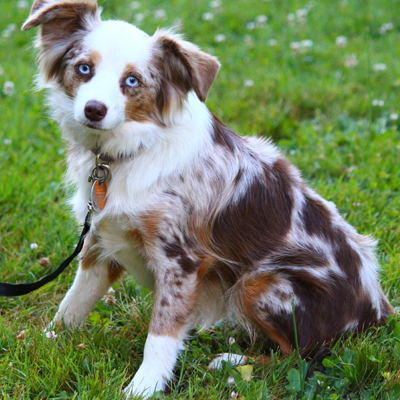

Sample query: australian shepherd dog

[22,1,394,398]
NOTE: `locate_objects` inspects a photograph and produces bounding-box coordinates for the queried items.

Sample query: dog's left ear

[152,30,220,112]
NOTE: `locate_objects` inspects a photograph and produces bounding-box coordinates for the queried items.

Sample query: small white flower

[229,337,236,345]
[335,36,347,47]
[227,377,235,385]
[215,34,226,43]
[134,13,145,22]
[267,39,277,46]
[210,0,221,8]
[3,139,11,145]
[301,39,313,48]
[290,41,301,50]
[2,30,11,38]
[45,331,58,340]
[7,24,16,32]
[244,35,253,46]
[373,63,387,71]
[246,22,256,30]
[296,8,308,22]
[154,9,166,20]
[379,22,394,35]
[202,12,214,21]
[244,79,254,87]
[173,18,183,26]
[287,13,296,25]
[30,243,38,249]
[344,53,358,68]
[372,99,384,107]
[390,113,398,121]
[16,0,29,9]
[130,1,141,9]
[255,15,268,24]
[231,392,238,399]
[289,149,297,155]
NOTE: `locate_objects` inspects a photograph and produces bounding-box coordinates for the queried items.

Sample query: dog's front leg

[124,260,198,399]
[50,235,123,328]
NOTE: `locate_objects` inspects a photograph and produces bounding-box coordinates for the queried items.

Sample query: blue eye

[125,76,139,87]
[78,64,91,75]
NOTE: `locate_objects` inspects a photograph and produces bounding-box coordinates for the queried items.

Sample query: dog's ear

[22,0,101,82]
[152,30,220,114]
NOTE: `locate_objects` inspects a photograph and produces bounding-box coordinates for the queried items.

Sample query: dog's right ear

[22,0,101,82]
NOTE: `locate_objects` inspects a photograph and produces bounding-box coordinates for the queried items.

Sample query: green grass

[1,0,400,398]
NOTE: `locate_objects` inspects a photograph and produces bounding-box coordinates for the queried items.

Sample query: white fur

[208,353,248,370]
[123,334,184,399]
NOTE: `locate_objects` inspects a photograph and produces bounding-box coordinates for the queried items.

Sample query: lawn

[1,0,400,398]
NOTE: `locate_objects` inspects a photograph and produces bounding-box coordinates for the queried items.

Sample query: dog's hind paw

[208,353,248,370]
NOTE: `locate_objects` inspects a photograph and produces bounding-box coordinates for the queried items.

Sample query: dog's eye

[77,64,91,75]
[125,76,139,87]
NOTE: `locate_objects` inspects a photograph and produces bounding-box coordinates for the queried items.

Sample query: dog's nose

[84,100,108,122]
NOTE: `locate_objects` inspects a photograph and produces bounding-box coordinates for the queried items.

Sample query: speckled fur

[23,1,394,398]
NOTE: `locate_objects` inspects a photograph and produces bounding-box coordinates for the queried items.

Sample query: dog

[22,1,395,398]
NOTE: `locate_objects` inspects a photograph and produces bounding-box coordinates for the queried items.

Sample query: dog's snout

[84,100,108,122]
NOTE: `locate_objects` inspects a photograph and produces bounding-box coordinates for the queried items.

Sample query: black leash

[0,212,91,297]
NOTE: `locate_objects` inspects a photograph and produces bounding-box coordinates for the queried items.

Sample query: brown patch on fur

[211,157,294,265]
[107,260,124,284]
[63,50,101,98]
[270,245,328,268]
[128,228,144,247]
[301,195,362,284]
[212,115,243,152]
[79,235,100,270]
[140,211,163,246]
[163,236,201,275]
[242,273,293,354]
[122,63,160,124]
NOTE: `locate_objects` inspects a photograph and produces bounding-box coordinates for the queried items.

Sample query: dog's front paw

[123,364,166,400]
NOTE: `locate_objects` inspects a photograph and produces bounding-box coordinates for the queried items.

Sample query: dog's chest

[95,218,155,289]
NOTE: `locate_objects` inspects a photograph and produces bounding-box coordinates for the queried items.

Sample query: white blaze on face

[74,20,151,130]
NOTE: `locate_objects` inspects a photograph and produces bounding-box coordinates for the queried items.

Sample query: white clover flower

[390,113,398,121]
[344,53,358,68]
[229,337,236,345]
[287,13,296,25]
[372,99,384,107]
[296,8,308,22]
[335,36,347,47]
[227,377,235,385]
[202,12,214,21]
[7,23,16,32]
[210,0,221,8]
[244,35,253,46]
[3,81,16,96]
[267,39,277,46]
[16,0,29,9]
[244,79,254,87]
[215,34,226,43]
[255,15,268,24]
[45,331,58,340]
[3,139,12,145]
[246,22,256,30]
[154,9,166,20]
[301,39,313,48]
[30,243,38,249]
[2,30,11,38]
[373,63,387,71]
[231,392,238,399]
[134,13,145,22]
[130,1,141,9]
[379,22,394,35]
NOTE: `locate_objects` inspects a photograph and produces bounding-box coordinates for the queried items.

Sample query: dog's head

[22,0,220,134]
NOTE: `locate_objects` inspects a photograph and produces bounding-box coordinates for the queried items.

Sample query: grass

[1,0,400,398]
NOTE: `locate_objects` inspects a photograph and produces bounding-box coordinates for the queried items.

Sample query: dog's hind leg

[237,269,372,358]
[50,235,124,328]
